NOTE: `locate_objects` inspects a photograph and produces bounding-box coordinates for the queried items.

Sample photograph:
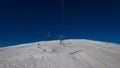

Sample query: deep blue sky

[0,0,120,46]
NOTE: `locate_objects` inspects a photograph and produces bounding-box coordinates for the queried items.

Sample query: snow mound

[0,39,120,68]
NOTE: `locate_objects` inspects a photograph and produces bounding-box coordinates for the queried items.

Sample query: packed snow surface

[0,39,120,68]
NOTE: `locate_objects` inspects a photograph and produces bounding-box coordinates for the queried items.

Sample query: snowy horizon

[0,39,120,68]
[0,39,119,48]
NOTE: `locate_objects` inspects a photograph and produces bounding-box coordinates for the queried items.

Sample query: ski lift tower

[60,0,64,44]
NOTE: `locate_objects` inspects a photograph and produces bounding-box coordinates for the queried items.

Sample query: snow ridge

[0,39,120,68]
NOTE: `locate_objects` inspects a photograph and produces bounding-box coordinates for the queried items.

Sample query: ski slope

[0,39,120,68]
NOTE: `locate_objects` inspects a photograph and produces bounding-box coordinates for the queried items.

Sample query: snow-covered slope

[0,39,120,68]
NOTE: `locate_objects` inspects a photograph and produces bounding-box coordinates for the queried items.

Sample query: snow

[0,39,120,68]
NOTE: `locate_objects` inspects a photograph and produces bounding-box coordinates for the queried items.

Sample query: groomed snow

[0,39,120,68]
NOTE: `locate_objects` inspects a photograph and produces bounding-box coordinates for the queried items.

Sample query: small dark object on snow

[60,35,64,44]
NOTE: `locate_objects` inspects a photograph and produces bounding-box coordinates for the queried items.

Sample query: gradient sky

[0,0,120,46]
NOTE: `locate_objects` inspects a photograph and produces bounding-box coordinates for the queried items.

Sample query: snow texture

[0,39,120,68]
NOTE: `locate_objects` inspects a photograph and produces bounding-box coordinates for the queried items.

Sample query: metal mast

[60,0,64,44]
[61,0,64,36]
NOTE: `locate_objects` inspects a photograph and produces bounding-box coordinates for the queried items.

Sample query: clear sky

[0,0,120,46]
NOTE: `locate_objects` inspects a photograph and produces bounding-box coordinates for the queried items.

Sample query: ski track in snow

[0,39,120,68]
